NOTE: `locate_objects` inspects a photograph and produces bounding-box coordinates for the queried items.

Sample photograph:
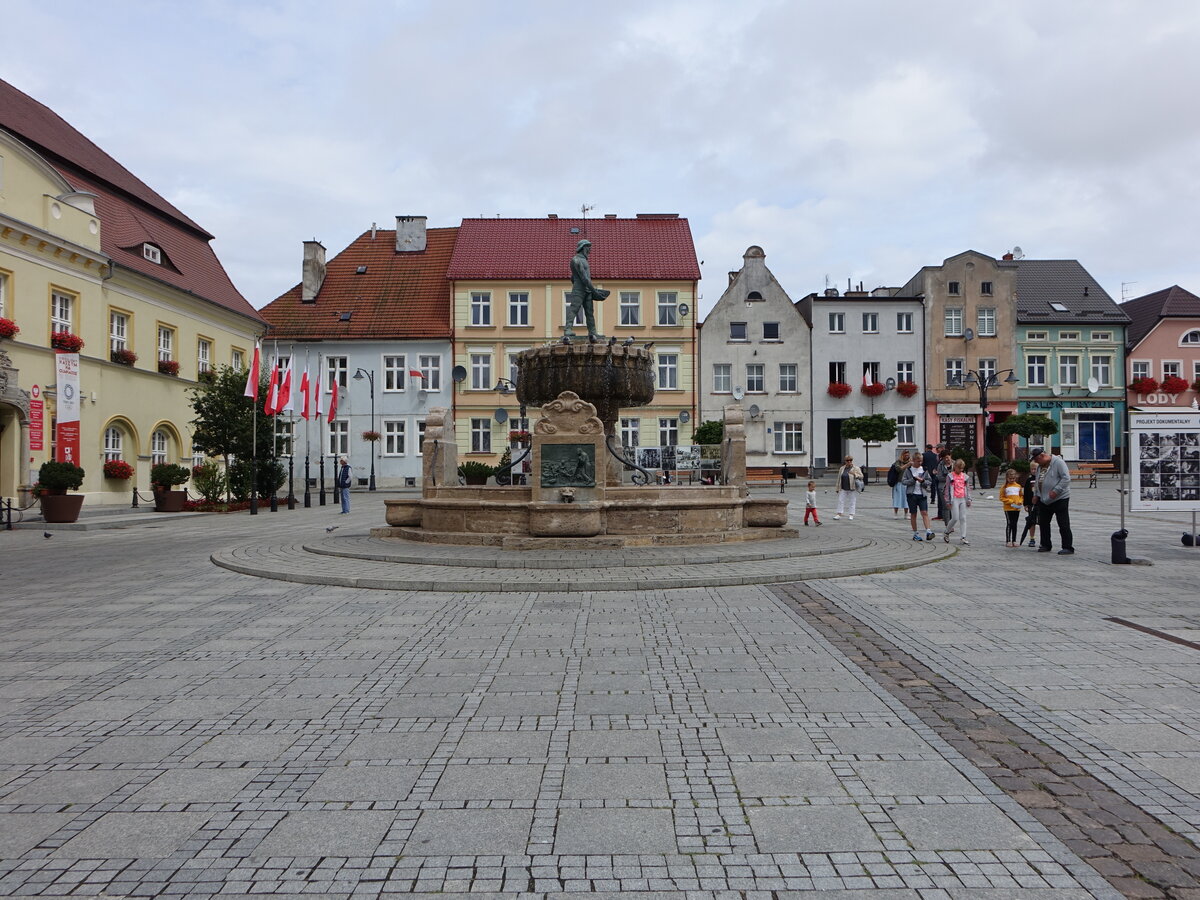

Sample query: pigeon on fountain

[608,335,618,346]
[623,336,635,346]
[643,341,655,350]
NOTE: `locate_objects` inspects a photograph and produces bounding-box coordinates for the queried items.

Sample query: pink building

[1122,285,1200,408]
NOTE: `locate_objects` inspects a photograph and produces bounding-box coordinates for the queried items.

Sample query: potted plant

[458,460,495,486]
[37,460,86,523]
[150,462,191,512]
[158,359,180,377]
[861,381,885,397]
[508,429,532,446]
[896,380,919,398]
[0,317,19,340]
[110,348,138,366]
[361,429,381,443]
[827,381,852,399]
[1130,375,1159,394]
[102,459,134,480]
[50,331,84,352]
[1162,374,1189,395]
[977,453,1003,487]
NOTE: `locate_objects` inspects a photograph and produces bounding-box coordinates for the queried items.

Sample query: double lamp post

[353,367,377,492]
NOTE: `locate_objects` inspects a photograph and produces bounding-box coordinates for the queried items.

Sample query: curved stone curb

[211,536,956,592]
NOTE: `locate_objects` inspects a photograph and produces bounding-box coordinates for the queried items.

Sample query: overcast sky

[5,0,1199,315]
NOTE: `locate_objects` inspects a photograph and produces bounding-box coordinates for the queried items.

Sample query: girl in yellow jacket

[1001,468,1024,547]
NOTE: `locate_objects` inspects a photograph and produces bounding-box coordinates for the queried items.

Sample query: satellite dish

[1051,384,1062,396]
[1013,245,1025,259]
[748,404,761,418]
[1087,376,1100,394]
[732,386,745,401]
[679,410,691,424]
[885,377,897,390]
[678,302,690,318]
[451,365,467,384]
[494,408,509,424]
[964,327,975,342]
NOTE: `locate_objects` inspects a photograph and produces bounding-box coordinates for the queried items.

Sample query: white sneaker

[833,514,841,520]
[848,515,854,520]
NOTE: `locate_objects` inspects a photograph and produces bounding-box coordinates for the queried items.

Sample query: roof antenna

[370,222,377,240]
[1121,281,1137,302]
[580,203,594,218]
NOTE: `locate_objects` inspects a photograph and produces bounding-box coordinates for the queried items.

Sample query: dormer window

[746,291,763,301]
[143,243,162,264]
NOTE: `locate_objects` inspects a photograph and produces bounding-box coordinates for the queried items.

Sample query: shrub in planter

[0,317,19,339]
[110,348,138,366]
[38,460,85,493]
[50,331,84,352]
[1162,374,1189,394]
[896,380,919,398]
[150,463,191,490]
[102,459,134,480]
[1130,376,1159,394]
[191,460,227,503]
[458,460,495,484]
[158,359,180,376]
[827,381,852,398]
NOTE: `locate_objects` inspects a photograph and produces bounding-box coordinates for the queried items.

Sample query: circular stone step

[211,534,955,592]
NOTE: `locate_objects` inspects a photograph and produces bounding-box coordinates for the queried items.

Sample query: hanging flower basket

[361,430,381,442]
[827,382,852,399]
[102,459,134,480]
[1162,375,1189,394]
[110,348,138,366]
[861,382,886,397]
[1130,376,1159,394]
[896,380,919,398]
[51,331,84,352]
[158,359,180,376]
[0,317,19,339]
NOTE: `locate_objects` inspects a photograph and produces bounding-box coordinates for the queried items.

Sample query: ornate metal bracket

[605,435,652,486]
[494,446,531,485]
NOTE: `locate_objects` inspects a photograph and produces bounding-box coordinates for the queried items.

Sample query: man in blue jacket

[1032,448,1073,554]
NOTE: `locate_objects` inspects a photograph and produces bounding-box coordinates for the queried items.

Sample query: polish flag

[243,341,261,399]
[327,379,339,422]
[299,367,311,420]
[863,369,872,387]
[279,365,294,415]
[264,360,280,415]
[409,369,424,379]
[315,373,325,418]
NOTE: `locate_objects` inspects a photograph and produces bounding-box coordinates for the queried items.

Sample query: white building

[698,246,811,471]
[796,287,926,475]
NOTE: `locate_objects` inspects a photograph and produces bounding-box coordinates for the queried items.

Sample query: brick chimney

[301,240,326,303]
[395,215,427,252]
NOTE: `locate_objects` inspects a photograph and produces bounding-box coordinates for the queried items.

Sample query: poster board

[1130,409,1200,511]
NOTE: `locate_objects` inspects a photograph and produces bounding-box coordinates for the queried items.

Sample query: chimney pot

[395,215,427,252]
[1002,252,1014,260]
[302,240,326,303]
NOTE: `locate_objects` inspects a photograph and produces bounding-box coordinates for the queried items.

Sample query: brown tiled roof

[259,228,456,340]
[0,78,262,324]
[1122,285,1200,348]
[446,216,701,280]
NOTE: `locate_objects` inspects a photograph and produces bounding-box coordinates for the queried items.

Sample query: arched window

[151,429,169,465]
[1182,330,1200,345]
[746,291,764,301]
[103,427,123,462]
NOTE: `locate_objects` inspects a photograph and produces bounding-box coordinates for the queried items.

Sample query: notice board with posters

[1130,409,1200,511]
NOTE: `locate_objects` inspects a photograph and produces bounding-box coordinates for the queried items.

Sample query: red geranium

[103,459,134,480]
[896,380,919,398]
[1162,374,1189,394]
[158,359,180,376]
[51,331,84,352]
[861,382,886,397]
[0,317,19,339]
[110,348,138,366]
[827,381,852,398]
[1129,376,1159,394]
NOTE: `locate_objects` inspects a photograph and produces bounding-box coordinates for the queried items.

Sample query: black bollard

[1111,528,1130,565]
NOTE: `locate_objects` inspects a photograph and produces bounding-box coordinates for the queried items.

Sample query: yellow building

[0,79,264,504]
[445,215,701,463]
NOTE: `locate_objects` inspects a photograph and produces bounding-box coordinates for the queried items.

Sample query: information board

[1130,410,1200,511]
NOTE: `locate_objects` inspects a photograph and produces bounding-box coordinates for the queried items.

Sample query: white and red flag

[243,341,261,400]
[327,379,339,422]
[264,360,281,415]
[409,368,424,380]
[863,369,872,387]
[279,364,294,415]
[299,366,311,420]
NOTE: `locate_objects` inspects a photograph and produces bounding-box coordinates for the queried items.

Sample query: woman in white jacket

[833,455,864,520]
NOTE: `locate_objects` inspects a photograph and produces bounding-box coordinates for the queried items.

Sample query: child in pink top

[942,458,973,545]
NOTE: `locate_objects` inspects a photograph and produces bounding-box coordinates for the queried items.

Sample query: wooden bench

[746,467,785,487]
[1071,461,1118,488]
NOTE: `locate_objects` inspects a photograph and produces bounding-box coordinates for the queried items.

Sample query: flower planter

[463,474,490,486]
[41,494,84,523]
[154,489,187,512]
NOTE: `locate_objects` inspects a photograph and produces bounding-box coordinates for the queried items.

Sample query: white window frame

[978,358,997,384]
[0,270,8,318]
[712,364,731,394]
[897,415,916,446]
[862,312,879,334]
[773,422,804,453]
[1180,329,1200,346]
[383,419,406,456]
[327,356,348,390]
[945,357,964,386]
[419,355,441,391]
[977,307,996,337]
[620,418,641,449]
[863,361,880,383]
[197,339,211,374]
[51,290,73,332]
[778,363,797,393]
[508,291,530,327]
[944,307,963,337]
[1163,360,1183,379]
[896,312,913,333]
[564,290,585,327]
[507,348,529,385]
[275,419,294,457]
[828,312,845,334]
[470,292,491,326]
[658,417,679,447]
[383,355,407,392]
[618,291,640,326]
[470,418,492,453]
[1059,355,1080,386]
[151,429,169,465]
[1027,355,1047,386]
[231,349,245,371]
[1091,354,1112,387]
[1059,331,1080,341]
[657,292,678,326]
[1026,331,1048,341]
[103,426,123,462]
[746,363,765,393]
[829,361,846,383]
[470,352,493,391]
[897,361,914,382]
[1092,331,1114,342]
[157,325,174,362]
[657,352,678,390]
[1131,360,1150,380]
[327,420,349,456]
[109,311,128,353]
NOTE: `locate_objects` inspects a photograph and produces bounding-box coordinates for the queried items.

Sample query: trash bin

[1111,528,1130,565]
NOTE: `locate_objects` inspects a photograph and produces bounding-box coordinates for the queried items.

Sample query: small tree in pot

[841,414,897,484]
[150,463,191,512]
[37,461,86,523]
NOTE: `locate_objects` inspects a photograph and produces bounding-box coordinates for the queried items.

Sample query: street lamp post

[954,368,1019,489]
[353,368,377,491]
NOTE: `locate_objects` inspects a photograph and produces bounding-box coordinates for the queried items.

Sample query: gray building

[796,286,926,475]
[698,246,811,470]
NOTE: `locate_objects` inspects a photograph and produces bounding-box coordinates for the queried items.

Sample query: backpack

[886,464,900,487]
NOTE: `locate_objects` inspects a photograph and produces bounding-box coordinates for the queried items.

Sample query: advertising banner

[55,353,81,464]
[29,384,44,451]
[1130,410,1200,511]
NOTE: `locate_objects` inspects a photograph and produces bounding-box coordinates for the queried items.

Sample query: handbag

[855,478,865,492]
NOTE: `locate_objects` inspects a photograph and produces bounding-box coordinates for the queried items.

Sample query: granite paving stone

[252,810,394,857]
[53,812,210,858]
[404,809,534,856]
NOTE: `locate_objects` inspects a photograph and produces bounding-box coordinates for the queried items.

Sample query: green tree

[189,364,274,478]
[841,414,898,483]
[692,420,724,445]
[995,412,1059,445]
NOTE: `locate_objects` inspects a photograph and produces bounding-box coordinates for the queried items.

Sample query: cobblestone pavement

[0,480,1196,897]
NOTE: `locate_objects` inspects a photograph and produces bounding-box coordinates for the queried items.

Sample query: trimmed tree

[995,413,1059,452]
[841,414,898,484]
[189,365,275,496]
[692,420,724,445]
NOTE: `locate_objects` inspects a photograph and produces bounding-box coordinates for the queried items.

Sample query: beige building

[0,79,264,504]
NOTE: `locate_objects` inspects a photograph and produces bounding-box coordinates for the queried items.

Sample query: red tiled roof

[0,78,262,324]
[446,216,701,280]
[258,228,456,340]
[1122,285,1200,348]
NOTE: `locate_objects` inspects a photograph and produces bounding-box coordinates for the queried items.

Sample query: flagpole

[250,342,259,516]
[269,340,279,512]
[303,347,312,508]
[318,352,327,506]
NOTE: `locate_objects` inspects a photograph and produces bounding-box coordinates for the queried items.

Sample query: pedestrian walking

[1033,448,1074,554]
[921,444,939,518]
[336,456,352,514]
[1017,462,1040,547]
[888,450,910,516]
[833,455,863,520]
[902,456,935,541]
[941,458,972,545]
[1000,467,1024,546]
[804,480,821,526]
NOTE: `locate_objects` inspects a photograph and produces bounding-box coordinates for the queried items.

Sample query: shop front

[1021,399,1125,462]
